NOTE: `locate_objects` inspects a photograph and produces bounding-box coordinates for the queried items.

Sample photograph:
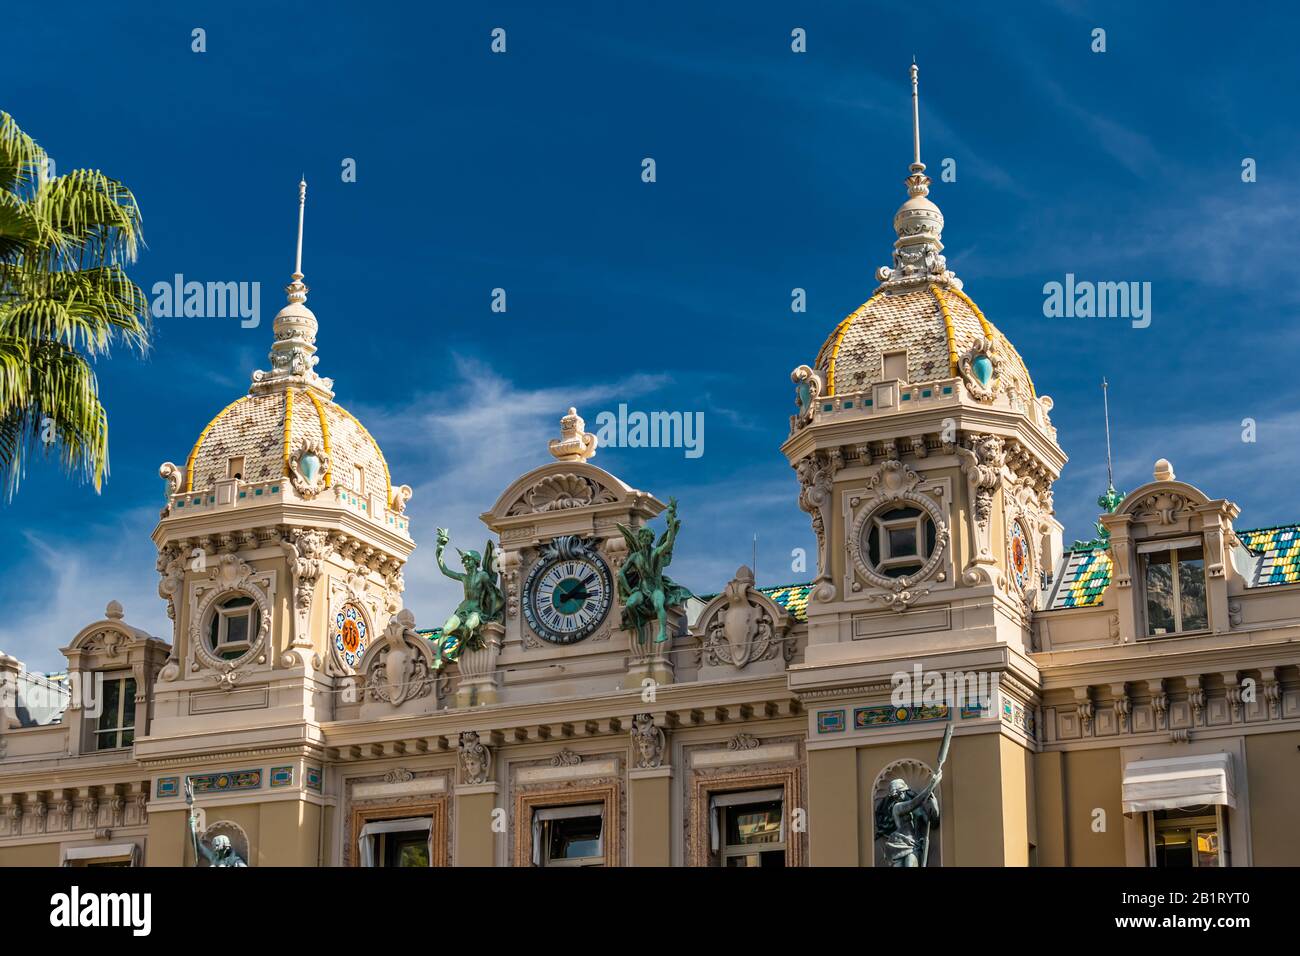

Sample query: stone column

[807,745,860,865]
[454,783,500,866]
[628,767,673,866]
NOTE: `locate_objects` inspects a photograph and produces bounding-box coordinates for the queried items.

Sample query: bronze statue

[874,723,951,867]
[186,778,247,867]
[432,528,504,667]
[616,498,693,643]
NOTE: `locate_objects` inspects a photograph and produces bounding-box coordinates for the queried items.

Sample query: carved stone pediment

[483,461,661,529]
[690,566,793,670]
[358,609,436,708]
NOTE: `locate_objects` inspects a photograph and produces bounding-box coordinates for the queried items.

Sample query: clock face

[334,602,369,669]
[523,553,613,644]
[1009,521,1031,592]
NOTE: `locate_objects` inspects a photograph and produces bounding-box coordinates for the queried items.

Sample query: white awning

[1122,753,1235,814]
[62,843,139,866]
[357,816,432,867]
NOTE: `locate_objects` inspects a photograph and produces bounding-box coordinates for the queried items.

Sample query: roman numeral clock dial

[523,541,613,645]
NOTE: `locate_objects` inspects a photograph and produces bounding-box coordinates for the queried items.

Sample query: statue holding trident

[432,528,504,668]
[185,778,247,867]
[874,723,952,867]
[615,498,694,644]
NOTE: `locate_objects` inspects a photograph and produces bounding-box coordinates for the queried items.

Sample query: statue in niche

[616,498,693,644]
[432,528,504,668]
[186,779,247,867]
[874,725,951,867]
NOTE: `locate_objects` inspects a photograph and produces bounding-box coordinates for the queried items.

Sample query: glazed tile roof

[759,584,811,622]
[1047,549,1112,609]
[1239,526,1300,586]
[1045,523,1300,611]
[813,286,1035,400]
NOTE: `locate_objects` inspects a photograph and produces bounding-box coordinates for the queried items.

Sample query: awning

[1122,752,1236,814]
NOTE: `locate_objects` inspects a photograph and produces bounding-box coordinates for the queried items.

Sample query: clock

[1009,520,1031,593]
[334,602,369,669]
[523,536,613,644]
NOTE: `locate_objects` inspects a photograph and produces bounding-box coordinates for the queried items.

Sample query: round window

[207,595,260,661]
[863,506,938,579]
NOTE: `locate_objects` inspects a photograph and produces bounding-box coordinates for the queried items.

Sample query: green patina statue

[616,498,693,644]
[432,527,504,668]
[186,778,247,867]
[874,724,952,867]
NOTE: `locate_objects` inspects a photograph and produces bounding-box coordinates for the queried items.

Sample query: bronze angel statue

[616,498,693,644]
[432,528,504,668]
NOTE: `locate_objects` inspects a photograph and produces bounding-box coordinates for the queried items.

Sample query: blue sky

[4,1,1299,670]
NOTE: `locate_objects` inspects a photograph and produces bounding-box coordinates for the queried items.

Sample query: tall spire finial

[287,178,308,306]
[1102,377,1114,491]
[876,61,956,292]
[911,60,922,172]
[250,178,333,398]
[904,62,930,198]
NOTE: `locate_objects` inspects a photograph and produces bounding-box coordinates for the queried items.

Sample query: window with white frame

[709,788,786,867]
[532,804,604,867]
[94,675,136,751]
[865,506,937,579]
[357,816,432,867]
[207,595,259,660]
[1139,538,1208,636]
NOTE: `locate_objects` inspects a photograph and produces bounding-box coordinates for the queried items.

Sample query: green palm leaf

[0,111,148,499]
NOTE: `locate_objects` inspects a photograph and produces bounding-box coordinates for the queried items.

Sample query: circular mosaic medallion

[334,603,369,668]
[1009,521,1031,592]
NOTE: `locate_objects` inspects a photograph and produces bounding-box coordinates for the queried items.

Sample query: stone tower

[149,181,415,761]
[783,67,1066,865]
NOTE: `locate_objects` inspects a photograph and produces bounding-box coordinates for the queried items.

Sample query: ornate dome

[810,65,1036,408]
[176,179,393,507]
[184,390,390,499]
[814,285,1036,402]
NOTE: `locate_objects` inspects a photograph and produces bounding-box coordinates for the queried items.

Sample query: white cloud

[0,508,170,673]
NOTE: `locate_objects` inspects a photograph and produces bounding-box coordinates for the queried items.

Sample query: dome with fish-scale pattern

[814,283,1036,402]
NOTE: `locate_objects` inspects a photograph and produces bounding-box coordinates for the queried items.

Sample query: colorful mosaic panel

[156,776,180,798]
[1051,549,1112,609]
[189,769,262,794]
[270,766,294,788]
[759,584,811,622]
[305,766,323,792]
[1000,696,1036,739]
[816,710,846,734]
[1240,525,1300,586]
[853,704,949,729]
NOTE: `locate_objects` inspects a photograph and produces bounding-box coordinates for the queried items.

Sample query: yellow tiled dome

[815,284,1036,400]
[184,389,389,498]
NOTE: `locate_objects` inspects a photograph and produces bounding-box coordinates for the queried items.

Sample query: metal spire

[287,177,308,305]
[910,59,923,172]
[1102,377,1114,491]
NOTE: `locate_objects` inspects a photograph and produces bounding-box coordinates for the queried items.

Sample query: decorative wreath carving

[188,556,275,688]
[847,461,950,610]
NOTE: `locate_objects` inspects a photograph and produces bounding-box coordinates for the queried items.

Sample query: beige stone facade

[3,131,1299,871]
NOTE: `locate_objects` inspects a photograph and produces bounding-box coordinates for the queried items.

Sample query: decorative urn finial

[549,407,598,462]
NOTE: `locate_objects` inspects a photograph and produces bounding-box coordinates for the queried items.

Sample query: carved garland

[187,557,275,689]
[847,461,950,611]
